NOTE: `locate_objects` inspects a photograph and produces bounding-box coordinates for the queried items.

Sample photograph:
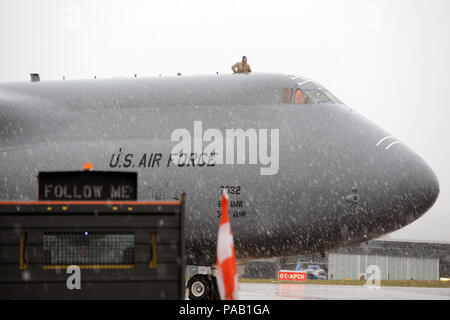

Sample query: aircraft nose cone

[370,142,439,231]
[393,151,438,215]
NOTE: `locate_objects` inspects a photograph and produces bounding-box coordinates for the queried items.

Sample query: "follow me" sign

[38,171,137,201]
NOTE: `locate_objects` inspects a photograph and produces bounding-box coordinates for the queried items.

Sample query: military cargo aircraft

[0,73,439,299]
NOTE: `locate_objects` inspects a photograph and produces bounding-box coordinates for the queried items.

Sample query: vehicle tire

[187,274,219,300]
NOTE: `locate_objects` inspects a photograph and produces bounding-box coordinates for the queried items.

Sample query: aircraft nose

[366,139,439,232]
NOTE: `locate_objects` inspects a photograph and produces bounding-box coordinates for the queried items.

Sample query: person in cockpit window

[232,56,252,73]
[294,88,308,104]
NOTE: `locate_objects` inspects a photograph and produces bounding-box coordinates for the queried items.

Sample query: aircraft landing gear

[187,274,220,300]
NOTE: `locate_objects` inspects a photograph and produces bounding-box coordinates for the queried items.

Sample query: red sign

[278,271,306,281]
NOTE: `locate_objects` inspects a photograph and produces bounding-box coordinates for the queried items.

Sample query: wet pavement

[238,283,450,300]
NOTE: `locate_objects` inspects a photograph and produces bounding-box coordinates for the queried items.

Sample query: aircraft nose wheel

[187,274,220,300]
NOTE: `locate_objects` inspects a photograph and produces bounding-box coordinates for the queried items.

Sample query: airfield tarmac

[237,283,450,300]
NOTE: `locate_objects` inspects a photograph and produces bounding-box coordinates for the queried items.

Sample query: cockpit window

[297,81,342,105]
[281,88,293,103]
[307,89,331,104]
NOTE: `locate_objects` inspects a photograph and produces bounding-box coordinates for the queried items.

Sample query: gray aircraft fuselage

[0,73,439,265]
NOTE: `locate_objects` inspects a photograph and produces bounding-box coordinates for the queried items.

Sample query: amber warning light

[83,163,93,171]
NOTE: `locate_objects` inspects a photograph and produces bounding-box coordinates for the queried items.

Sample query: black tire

[187,274,220,300]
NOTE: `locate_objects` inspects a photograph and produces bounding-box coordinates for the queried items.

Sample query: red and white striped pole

[215,189,239,300]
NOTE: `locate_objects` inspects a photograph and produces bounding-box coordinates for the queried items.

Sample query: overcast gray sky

[1,0,449,242]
